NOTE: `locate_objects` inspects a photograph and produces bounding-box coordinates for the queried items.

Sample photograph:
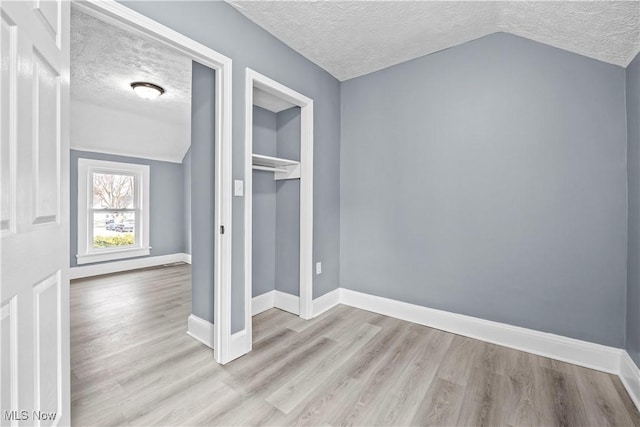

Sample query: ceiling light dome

[131,82,165,100]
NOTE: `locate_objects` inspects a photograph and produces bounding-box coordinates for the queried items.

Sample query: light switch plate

[234,180,244,197]
[316,262,322,275]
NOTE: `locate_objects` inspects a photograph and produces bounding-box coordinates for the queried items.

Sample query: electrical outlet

[316,262,322,275]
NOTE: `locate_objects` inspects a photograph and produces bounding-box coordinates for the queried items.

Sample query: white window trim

[76,158,150,265]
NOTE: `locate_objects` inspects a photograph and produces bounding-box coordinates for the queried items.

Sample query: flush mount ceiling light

[130,82,165,100]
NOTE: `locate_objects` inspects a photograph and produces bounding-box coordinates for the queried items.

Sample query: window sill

[76,247,151,265]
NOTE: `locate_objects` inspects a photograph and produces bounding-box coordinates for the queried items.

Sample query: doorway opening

[68,0,232,366]
[243,69,314,355]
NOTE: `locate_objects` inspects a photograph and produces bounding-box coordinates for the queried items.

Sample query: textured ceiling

[71,6,192,161]
[228,1,640,81]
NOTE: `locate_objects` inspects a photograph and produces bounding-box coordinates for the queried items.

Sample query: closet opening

[243,69,314,355]
[252,103,301,313]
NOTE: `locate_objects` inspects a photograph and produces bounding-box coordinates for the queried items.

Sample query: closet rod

[253,165,288,173]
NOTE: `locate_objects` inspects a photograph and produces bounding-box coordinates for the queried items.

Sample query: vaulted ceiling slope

[228,1,640,81]
[71,7,192,163]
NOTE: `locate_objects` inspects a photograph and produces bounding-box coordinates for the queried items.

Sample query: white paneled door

[1,1,70,426]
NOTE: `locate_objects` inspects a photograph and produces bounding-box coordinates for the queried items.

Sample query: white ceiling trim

[228,1,640,81]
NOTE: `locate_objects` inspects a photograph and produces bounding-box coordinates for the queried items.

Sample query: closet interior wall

[252,105,301,304]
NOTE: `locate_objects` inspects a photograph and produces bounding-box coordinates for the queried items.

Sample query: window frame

[76,158,150,265]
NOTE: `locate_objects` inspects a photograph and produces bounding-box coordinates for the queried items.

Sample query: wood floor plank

[328,324,425,426]
[189,387,284,427]
[455,343,511,427]
[321,306,381,342]
[71,265,640,426]
[573,365,636,426]
[127,377,230,426]
[610,373,640,426]
[435,335,481,386]
[252,308,295,344]
[410,377,465,426]
[339,315,410,381]
[541,365,591,426]
[265,322,381,414]
[223,330,339,395]
[376,327,455,426]
[232,336,339,397]
[501,350,550,426]
[281,374,363,426]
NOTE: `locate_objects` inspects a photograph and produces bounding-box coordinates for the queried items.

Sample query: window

[77,159,150,264]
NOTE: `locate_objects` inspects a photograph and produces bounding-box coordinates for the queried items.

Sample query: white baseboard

[312,288,341,317]
[252,289,342,318]
[620,351,640,410]
[274,290,300,315]
[252,291,275,315]
[340,289,622,375]
[339,289,640,411]
[187,314,214,349]
[250,290,298,316]
[198,282,640,412]
[70,252,191,279]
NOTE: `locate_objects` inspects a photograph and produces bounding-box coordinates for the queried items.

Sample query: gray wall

[276,107,301,296]
[183,147,192,255]
[252,106,302,298]
[191,62,216,323]
[340,33,628,347]
[70,149,186,268]
[627,52,640,366]
[122,1,341,333]
[253,106,277,297]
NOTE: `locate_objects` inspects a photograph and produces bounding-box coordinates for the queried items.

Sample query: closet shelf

[252,154,300,180]
[252,154,299,168]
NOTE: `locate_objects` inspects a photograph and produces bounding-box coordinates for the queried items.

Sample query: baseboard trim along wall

[274,291,300,315]
[252,291,275,316]
[186,279,640,410]
[340,288,621,373]
[70,253,191,279]
[187,314,214,349]
[310,287,639,411]
[251,290,301,316]
[620,351,640,410]
[312,288,341,317]
[251,288,343,318]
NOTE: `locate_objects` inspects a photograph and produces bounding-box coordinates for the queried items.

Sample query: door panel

[1,11,16,233]
[1,299,18,427]
[1,1,69,426]
[33,273,60,427]
[32,1,58,44]
[32,49,59,225]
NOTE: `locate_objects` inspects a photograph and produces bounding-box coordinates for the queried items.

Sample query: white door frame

[70,0,234,364]
[243,68,314,354]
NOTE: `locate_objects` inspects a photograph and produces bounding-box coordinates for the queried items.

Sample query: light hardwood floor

[71,264,640,426]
